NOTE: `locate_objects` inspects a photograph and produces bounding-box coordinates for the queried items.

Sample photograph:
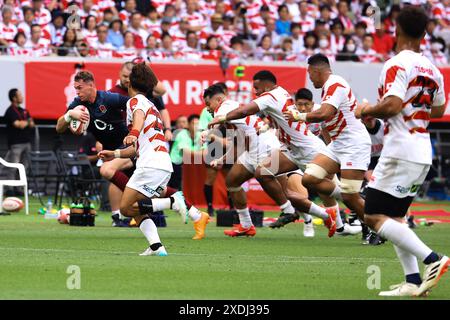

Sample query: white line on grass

[0,246,396,263]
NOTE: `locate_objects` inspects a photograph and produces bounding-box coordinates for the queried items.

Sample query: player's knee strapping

[227,186,243,192]
[340,179,364,194]
[258,166,276,178]
[304,163,328,180]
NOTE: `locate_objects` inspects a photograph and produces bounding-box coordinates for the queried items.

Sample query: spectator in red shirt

[372,25,394,60]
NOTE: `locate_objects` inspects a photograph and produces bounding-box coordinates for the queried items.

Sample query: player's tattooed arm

[355,96,403,119]
[208,102,260,128]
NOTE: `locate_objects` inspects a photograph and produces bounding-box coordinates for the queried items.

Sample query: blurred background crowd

[0,0,449,64]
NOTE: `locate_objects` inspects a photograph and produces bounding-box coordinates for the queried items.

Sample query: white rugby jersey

[367,119,384,157]
[321,74,371,147]
[378,50,445,165]
[215,99,279,155]
[253,86,324,151]
[126,94,173,172]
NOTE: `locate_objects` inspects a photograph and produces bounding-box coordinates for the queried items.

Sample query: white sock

[378,219,433,261]
[188,206,201,222]
[112,209,122,219]
[139,218,161,245]
[280,201,295,214]
[301,212,312,223]
[308,202,329,220]
[151,198,171,211]
[237,208,253,228]
[330,185,342,200]
[394,244,420,276]
[329,204,343,229]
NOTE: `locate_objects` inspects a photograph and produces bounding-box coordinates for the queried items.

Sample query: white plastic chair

[0,157,29,215]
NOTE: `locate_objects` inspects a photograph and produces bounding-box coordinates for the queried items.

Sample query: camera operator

[233,2,252,40]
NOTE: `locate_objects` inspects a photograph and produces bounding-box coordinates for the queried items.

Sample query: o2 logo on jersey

[94,119,114,131]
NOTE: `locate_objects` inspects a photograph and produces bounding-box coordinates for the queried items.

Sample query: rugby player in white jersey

[284,54,371,230]
[355,6,449,296]
[209,71,339,237]
[203,83,280,237]
[100,63,209,256]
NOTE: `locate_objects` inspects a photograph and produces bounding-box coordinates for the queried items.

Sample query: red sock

[110,171,129,191]
[165,186,192,209]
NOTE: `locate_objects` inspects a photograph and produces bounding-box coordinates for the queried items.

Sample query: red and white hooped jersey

[320,74,370,146]
[97,0,115,12]
[298,15,315,34]
[117,46,138,59]
[184,11,207,29]
[126,94,172,171]
[17,22,31,39]
[0,22,17,43]
[215,99,274,155]
[432,3,450,25]
[26,38,51,57]
[142,19,161,35]
[378,50,445,165]
[329,34,345,54]
[253,86,324,151]
[8,43,32,56]
[33,7,51,27]
[355,48,381,64]
[82,29,98,47]
[151,0,176,14]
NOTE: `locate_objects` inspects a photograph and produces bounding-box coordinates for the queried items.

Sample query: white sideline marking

[0,246,395,263]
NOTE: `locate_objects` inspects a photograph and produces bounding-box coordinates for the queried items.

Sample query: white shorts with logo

[127,167,171,199]
[280,142,327,171]
[368,157,430,198]
[320,141,371,171]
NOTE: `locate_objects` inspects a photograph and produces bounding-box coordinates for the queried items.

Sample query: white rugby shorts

[368,157,430,198]
[127,167,171,199]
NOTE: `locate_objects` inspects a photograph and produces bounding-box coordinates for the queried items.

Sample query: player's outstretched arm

[355,96,403,119]
[208,102,260,128]
[283,103,336,123]
[124,109,145,146]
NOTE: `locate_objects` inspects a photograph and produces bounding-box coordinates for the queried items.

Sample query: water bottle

[45,198,55,219]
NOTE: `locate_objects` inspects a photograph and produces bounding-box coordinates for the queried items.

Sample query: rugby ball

[2,197,24,212]
[57,208,70,224]
[69,105,90,135]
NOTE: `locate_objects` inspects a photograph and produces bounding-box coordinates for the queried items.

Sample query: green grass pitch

[0,198,449,300]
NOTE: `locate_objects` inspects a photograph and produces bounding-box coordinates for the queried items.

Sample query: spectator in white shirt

[26,23,51,57]
[82,15,98,47]
[49,12,67,46]
[290,23,304,54]
[355,33,382,63]
[0,5,17,47]
[17,7,35,40]
[9,32,32,56]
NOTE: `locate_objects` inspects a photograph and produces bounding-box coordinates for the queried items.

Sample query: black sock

[150,242,162,251]
[138,199,154,214]
[423,252,440,265]
[204,184,213,208]
[361,223,369,236]
[406,273,422,285]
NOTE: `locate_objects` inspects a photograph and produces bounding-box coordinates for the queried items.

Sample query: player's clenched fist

[283,109,306,122]
[124,134,138,146]
[98,150,115,162]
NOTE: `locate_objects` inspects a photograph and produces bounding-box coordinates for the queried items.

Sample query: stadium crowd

[0,0,449,64]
